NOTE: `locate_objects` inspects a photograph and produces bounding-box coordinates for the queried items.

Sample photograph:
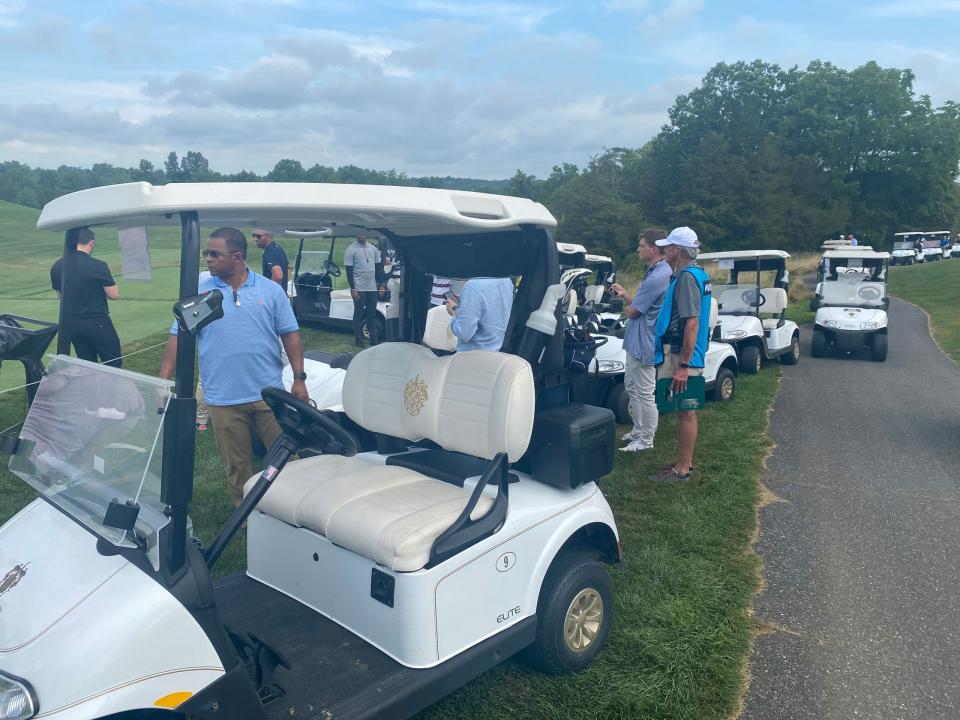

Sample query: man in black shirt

[253,229,289,290]
[50,228,122,367]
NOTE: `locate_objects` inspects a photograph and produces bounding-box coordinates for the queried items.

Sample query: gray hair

[681,246,698,259]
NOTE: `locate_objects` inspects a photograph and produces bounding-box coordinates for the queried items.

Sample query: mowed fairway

[888,258,960,363]
[0,197,779,719]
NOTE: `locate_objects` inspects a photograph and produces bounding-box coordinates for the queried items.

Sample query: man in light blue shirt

[446,277,514,352]
[160,227,308,506]
[611,229,671,452]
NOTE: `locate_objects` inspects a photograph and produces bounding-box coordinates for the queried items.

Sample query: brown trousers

[208,400,284,507]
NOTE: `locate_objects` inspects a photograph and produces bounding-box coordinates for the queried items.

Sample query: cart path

[742,297,960,720]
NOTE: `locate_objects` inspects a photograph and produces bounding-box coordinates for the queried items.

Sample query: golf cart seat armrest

[0,433,21,455]
[329,352,354,370]
[428,452,509,567]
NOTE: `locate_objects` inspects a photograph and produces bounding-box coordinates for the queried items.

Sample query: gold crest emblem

[404,374,429,416]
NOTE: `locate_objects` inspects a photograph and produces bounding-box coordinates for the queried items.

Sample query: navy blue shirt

[261,242,289,290]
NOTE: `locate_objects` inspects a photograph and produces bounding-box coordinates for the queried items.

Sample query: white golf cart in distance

[891,231,923,265]
[0,183,622,720]
[287,228,392,341]
[918,235,944,263]
[696,250,801,373]
[810,249,891,362]
[555,246,738,422]
[926,230,954,260]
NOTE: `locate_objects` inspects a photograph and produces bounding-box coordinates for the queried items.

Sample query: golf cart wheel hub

[721,377,734,399]
[564,588,604,653]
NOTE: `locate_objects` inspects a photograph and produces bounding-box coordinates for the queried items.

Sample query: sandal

[649,467,692,483]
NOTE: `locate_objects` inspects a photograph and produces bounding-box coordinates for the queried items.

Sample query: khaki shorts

[658,352,704,379]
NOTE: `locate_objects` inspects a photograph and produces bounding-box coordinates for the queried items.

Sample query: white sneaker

[619,439,653,453]
[620,430,639,442]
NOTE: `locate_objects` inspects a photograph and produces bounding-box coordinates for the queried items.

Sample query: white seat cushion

[246,455,493,572]
[761,318,781,331]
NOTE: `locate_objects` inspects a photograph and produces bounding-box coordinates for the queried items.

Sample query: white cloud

[0,0,23,28]
[641,0,704,37]
[870,0,960,16]
[602,0,650,12]
[388,0,556,32]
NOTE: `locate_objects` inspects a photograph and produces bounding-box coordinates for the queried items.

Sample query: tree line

[2,59,958,264]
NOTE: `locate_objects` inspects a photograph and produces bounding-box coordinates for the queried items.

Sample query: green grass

[0,197,779,720]
[888,259,960,364]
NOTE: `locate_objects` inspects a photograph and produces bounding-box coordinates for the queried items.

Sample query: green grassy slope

[888,259,960,364]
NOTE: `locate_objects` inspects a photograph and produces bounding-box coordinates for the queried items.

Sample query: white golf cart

[556,243,623,333]
[919,235,944,263]
[697,250,801,374]
[926,230,953,260]
[0,182,621,720]
[810,249,891,362]
[891,231,923,265]
[288,228,392,341]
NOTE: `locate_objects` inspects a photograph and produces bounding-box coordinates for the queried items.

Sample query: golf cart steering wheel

[262,387,359,456]
[858,286,882,301]
[741,289,765,308]
[324,259,342,277]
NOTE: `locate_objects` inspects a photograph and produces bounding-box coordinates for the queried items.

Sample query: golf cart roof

[893,231,924,237]
[823,250,890,260]
[36,182,557,237]
[926,230,951,236]
[556,242,588,255]
[585,254,613,265]
[698,250,791,261]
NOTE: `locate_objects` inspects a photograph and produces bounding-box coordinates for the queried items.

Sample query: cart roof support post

[55,227,82,355]
[159,211,201,578]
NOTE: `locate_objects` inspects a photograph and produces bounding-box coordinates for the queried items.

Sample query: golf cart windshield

[298,249,333,276]
[716,284,763,314]
[820,278,887,307]
[922,239,941,249]
[893,241,914,251]
[9,355,173,549]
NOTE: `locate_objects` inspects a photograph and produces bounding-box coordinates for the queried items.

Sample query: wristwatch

[293,371,307,381]
[679,362,690,368]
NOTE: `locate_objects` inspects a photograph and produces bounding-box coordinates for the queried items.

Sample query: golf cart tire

[608,382,630,424]
[870,334,888,362]
[522,551,613,675]
[780,334,801,365]
[811,330,827,358]
[709,366,736,403]
[740,345,762,375]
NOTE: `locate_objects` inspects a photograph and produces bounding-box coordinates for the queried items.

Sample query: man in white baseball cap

[650,226,712,481]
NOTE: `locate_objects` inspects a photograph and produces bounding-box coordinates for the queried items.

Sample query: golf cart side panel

[246,511,442,668]
[0,501,223,718]
[435,486,618,660]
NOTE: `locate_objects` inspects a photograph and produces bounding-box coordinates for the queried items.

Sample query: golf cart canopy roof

[36,182,557,237]
[698,250,791,261]
[926,231,951,236]
[823,250,890,260]
[556,242,588,256]
[893,232,924,238]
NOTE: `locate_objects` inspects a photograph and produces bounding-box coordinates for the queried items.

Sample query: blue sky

[0,0,958,178]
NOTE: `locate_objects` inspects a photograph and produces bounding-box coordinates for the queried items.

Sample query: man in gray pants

[611,229,671,452]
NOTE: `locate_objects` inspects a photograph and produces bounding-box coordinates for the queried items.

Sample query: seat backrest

[759,287,787,315]
[342,343,535,462]
[709,297,719,332]
[422,303,458,352]
[717,287,751,313]
[583,285,604,305]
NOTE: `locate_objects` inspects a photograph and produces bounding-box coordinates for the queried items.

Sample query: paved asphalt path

[743,298,960,720]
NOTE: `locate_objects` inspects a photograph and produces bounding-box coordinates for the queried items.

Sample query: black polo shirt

[50,252,116,319]
[262,241,289,289]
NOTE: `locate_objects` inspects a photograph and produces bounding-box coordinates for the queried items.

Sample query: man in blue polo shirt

[611,228,671,453]
[160,227,309,507]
